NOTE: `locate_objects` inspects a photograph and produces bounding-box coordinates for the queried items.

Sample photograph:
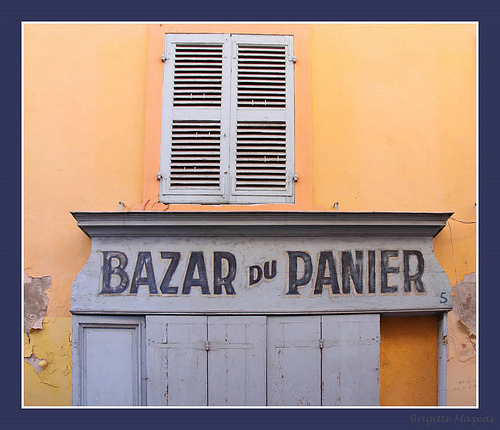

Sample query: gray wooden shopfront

[70,212,452,406]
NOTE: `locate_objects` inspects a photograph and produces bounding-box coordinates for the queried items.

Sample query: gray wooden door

[146,315,266,406]
[267,314,380,406]
[267,316,322,406]
[72,315,146,406]
[321,314,380,406]
[146,316,208,406]
[146,314,380,406]
[208,316,266,406]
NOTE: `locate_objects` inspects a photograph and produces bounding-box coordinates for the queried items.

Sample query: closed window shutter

[230,35,294,203]
[160,34,230,203]
[160,34,294,204]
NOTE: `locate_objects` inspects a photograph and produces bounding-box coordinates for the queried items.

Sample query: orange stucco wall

[380,316,439,406]
[23,23,476,406]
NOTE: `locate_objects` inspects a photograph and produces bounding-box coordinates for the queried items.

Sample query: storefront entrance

[147,314,379,406]
[70,211,452,406]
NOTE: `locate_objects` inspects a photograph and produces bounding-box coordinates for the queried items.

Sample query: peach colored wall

[24,23,149,405]
[23,23,476,406]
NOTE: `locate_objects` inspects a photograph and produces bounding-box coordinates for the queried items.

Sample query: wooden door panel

[267,315,321,406]
[208,316,266,406]
[322,314,380,406]
[146,316,208,406]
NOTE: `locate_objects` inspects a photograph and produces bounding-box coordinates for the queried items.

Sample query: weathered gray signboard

[71,211,453,315]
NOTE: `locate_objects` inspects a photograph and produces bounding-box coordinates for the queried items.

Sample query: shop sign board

[71,212,453,315]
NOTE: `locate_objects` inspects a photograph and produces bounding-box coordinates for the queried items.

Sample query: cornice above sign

[71,211,453,316]
[71,211,452,237]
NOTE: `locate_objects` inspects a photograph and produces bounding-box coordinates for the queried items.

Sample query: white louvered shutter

[229,35,294,203]
[159,34,231,203]
[159,34,294,204]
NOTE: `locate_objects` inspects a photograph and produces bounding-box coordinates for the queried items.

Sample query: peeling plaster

[447,272,477,406]
[24,333,33,357]
[447,310,476,405]
[25,354,46,374]
[23,318,73,406]
[452,272,476,336]
[24,272,51,333]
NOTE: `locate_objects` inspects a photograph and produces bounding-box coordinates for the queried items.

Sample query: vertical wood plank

[146,315,208,406]
[267,315,321,406]
[208,316,266,406]
[322,314,380,406]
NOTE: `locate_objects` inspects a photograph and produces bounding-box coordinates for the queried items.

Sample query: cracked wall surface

[24,272,51,333]
[24,318,72,406]
[447,272,477,406]
[24,273,73,405]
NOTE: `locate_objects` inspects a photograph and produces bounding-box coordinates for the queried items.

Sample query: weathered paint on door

[266,315,380,406]
[146,314,380,406]
[267,316,322,406]
[146,316,208,406]
[72,315,146,406]
[208,316,266,406]
[147,315,266,406]
[322,314,380,406]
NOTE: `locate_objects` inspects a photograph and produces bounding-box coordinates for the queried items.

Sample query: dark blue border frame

[6,0,498,427]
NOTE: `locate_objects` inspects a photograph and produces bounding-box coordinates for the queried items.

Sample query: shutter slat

[174,83,222,88]
[238,78,286,82]
[173,89,222,95]
[172,146,221,150]
[238,102,286,107]
[237,46,285,53]
[238,95,286,100]
[175,68,223,73]
[239,72,286,76]
[172,102,222,106]
[238,58,286,64]
[175,45,223,51]
[238,89,286,94]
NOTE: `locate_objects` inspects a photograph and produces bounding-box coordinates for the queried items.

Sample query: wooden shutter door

[146,316,208,406]
[159,34,231,203]
[207,316,267,406]
[267,316,321,406]
[229,34,295,203]
[72,316,145,406]
[321,314,380,406]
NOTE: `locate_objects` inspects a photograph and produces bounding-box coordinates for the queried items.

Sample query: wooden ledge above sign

[72,211,452,237]
[71,211,453,316]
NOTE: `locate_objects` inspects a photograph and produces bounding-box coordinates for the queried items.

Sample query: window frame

[158,33,295,205]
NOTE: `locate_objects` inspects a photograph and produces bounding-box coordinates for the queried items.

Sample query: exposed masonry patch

[24,354,46,374]
[452,272,476,336]
[24,272,51,334]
